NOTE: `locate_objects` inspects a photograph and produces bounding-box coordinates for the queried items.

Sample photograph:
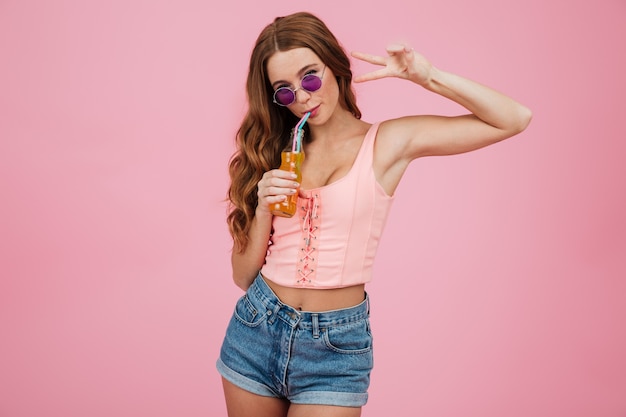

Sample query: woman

[217,11,531,417]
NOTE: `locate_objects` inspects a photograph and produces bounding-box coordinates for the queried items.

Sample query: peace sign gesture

[351,43,434,87]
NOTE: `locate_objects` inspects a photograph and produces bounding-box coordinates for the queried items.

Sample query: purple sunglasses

[272,66,327,106]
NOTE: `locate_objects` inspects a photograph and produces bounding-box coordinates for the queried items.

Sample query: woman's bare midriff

[261,274,366,312]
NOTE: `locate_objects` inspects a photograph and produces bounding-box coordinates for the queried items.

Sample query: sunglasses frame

[272,65,327,106]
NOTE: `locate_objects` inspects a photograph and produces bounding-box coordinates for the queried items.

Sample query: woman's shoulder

[371,117,426,193]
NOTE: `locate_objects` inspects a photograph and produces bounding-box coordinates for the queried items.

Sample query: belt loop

[365,292,370,315]
[311,313,319,339]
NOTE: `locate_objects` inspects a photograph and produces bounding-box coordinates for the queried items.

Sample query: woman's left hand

[351,44,433,86]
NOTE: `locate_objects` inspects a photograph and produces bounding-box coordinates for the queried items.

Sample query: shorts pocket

[233,295,266,327]
[322,319,372,354]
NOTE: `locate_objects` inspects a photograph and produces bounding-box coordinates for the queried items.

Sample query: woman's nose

[294,87,312,104]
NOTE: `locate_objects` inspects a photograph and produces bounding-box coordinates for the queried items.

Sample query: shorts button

[267,310,272,316]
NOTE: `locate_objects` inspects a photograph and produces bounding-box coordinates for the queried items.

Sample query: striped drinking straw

[292,112,311,153]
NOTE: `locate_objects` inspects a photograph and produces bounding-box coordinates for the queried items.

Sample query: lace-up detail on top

[297,193,320,284]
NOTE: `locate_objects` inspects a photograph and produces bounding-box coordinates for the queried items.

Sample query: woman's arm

[352,45,532,160]
[231,209,272,290]
[231,169,299,290]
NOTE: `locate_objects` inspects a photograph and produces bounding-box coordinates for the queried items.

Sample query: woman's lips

[306,105,320,117]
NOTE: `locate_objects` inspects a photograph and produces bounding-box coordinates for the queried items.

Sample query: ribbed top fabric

[261,122,394,289]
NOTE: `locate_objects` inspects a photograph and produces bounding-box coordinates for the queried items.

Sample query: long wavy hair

[227,11,362,251]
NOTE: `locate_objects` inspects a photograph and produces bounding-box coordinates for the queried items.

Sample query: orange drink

[270,149,304,217]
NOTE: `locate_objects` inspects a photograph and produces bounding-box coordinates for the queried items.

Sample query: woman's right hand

[256,169,299,216]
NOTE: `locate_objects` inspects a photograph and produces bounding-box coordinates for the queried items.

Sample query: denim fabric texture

[216,273,373,407]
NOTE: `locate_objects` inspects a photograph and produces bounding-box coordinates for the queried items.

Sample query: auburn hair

[227,11,361,251]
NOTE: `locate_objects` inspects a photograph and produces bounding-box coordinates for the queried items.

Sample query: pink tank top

[261,122,394,289]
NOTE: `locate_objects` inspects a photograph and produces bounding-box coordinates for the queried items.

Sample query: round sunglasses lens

[274,88,295,106]
[301,74,322,92]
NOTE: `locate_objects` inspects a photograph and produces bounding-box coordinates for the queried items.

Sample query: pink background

[1,0,625,416]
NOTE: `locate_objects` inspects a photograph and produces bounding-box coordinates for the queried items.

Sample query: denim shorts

[216,273,373,407]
